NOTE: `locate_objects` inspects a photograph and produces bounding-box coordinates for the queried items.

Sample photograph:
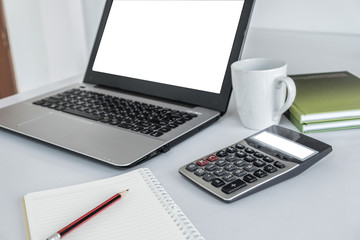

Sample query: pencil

[46,189,129,240]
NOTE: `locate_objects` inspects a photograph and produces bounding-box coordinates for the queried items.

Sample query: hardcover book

[289,71,360,124]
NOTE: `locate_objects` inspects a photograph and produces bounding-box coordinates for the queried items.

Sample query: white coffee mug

[231,58,296,130]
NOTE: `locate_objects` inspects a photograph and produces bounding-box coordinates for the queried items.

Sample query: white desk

[1,29,360,240]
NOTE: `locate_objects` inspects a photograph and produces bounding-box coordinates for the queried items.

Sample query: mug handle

[273,76,296,122]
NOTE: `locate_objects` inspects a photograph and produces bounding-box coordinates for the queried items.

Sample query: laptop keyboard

[33,88,197,137]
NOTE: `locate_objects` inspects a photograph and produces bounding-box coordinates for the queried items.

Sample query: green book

[288,112,360,133]
[289,71,360,124]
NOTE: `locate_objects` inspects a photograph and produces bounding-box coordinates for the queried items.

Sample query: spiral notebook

[23,168,204,240]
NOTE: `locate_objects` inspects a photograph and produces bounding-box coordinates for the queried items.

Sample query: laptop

[0,0,254,167]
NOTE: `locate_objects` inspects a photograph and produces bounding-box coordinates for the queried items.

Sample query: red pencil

[46,189,129,240]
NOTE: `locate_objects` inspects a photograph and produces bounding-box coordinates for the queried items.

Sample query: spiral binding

[139,168,205,240]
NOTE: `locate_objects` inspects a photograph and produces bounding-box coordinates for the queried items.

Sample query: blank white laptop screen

[92,0,244,94]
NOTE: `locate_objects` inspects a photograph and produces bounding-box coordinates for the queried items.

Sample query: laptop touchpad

[17,112,93,140]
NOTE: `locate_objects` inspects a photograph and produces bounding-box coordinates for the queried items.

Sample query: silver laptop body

[0,0,254,167]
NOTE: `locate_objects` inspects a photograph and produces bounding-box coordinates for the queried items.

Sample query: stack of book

[287,71,360,133]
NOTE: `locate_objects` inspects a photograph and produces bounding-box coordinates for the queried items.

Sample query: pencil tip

[120,189,129,196]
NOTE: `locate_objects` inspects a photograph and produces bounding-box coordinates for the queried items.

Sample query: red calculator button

[206,155,219,162]
[196,159,209,166]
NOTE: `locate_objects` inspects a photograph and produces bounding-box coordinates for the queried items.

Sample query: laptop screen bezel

[84,0,255,114]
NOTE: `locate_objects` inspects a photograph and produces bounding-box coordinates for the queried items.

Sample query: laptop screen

[85,0,254,113]
[92,0,244,94]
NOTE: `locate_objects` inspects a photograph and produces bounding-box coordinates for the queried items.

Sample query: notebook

[289,71,360,123]
[0,0,255,167]
[288,71,360,132]
[23,168,204,240]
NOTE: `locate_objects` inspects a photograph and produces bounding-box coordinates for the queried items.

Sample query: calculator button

[253,159,266,167]
[245,148,255,154]
[254,152,264,158]
[205,164,218,171]
[264,164,278,173]
[243,174,257,183]
[235,151,247,158]
[253,169,268,178]
[194,168,207,176]
[203,173,216,182]
[196,159,208,166]
[221,179,247,194]
[225,156,239,162]
[224,164,237,172]
[226,146,237,153]
[263,156,274,163]
[222,173,236,182]
[274,161,286,169]
[215,159,227,167]
[214,169,227,176]
[206,155,218,162]
[243,164,257,172]
[235,143,245,150]
[244,155,256,162]
[234,160,246,167]
[211,178,226,188]
[216,150,228,157]
[186,163,198,172]
[233,169,246,177]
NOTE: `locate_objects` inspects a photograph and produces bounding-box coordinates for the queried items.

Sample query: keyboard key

[243,174,257,183]
[203,173,216,182]
[196,159,208,166]
[235,151,247,158]
[234,159,246,167]
[224,164,236,172]
[264,164,278,173]
[226,146,236,153]
[222,173,236,182]
[131,126,143,132]
[263,156,274,163]
[150,131,164,137]
[215,159,227,167]
[233,169,246,177]
[205,164,218,172]
[253,159,266,167]
[221,179,247,194]
[214,169,227,176]
[140,129,153,134]
[244,155,256,162]
[245,148,255,154]
[206,155,219,162]
[235,143,245,149]
[254,152,264,158]
[194,168,207,176]
[274,161,286,169]
[225,156,239,162]
[185,163,198,172]
[216,150,228,157]
[118,123,133,129]
[243,164,257,172]
[211,178,226,188]
[253,169,267,178]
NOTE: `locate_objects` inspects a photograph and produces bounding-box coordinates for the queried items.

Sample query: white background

[93,1,242,93]
[2,0,360,93]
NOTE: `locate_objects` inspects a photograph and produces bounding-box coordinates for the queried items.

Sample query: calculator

[179,125,332,202]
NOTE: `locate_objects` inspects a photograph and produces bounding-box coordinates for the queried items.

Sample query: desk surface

[1,29,360,240]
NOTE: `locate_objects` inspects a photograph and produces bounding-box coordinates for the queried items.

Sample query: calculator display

[252,131,317,161]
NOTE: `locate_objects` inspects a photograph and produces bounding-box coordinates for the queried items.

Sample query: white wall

[3,0,360,93]
[250,0,360,35]
[3,0,88,93]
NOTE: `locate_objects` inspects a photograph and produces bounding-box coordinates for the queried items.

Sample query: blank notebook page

[23,168,203,240]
